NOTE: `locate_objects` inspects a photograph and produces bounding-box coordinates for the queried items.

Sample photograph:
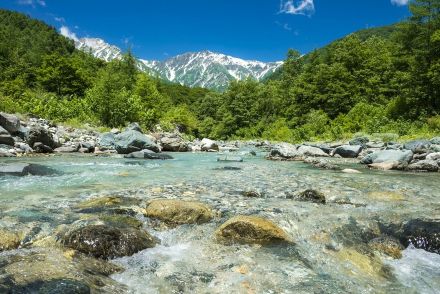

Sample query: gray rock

[160,135,190,152]
[114,130,160,154]
[0,126,9,135]
[297,145,329,157]
[268,143,299,160]
[366,142,385,148]
[124,150,173,160]
[99,132,116,149]
[33,142,53,153]
[27,126,57,149]
[80,142,95,153]
[0,150,15,157]
[54,145,79,153]
[407,159,439,172]
[430,137,440,145]
[0,134,14,146]
[431,145,440,152]
[201,138,219,151]
[426,152,440,161]
[333,145,363,158]
[0,112,20,134]
[0,163,58,176]
[303,157,340,170]
[125,122,143,133]
[296,189,326,204]
[360,150,413,165]
[403,140,431,153]
[349,136,369,146]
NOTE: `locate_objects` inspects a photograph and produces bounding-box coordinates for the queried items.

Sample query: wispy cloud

[54,16,65,23]
[17,0,46,7]
[60,26,78,42]
[279,0,315,16]
[391,0,409,6]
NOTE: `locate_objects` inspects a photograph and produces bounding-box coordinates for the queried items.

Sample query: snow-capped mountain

[75,38,282,91]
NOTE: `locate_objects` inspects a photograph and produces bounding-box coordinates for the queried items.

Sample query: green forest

[1,0,440,142]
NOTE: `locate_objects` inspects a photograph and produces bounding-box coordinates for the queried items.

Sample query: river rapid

[0,151,439,293]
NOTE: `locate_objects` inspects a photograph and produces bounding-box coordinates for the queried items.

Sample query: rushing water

[0,151,439,293]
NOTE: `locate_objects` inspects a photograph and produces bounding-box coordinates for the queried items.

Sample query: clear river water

[0,151,439,293]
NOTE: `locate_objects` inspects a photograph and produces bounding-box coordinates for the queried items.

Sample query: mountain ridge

[74,37,282,91]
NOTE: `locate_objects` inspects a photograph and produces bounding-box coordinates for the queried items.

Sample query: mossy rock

[75,196,141,210]
[367,191,405,201]
[215,215,292,245]
[0,229,21,251]
[99,215,143,229]
[297,189,326,204]
[61,224,156,259]
[368,236,404,259]
[333,248,388,280]
[144,199,213,225]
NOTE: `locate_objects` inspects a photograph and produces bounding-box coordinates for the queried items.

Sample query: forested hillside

[1,0,439,142]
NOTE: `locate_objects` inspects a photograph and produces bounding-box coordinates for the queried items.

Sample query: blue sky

[2,0,411,62]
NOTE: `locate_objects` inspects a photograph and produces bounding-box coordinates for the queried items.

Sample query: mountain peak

[75,38,282,91]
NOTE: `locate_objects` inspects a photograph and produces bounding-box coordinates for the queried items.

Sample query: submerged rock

[144,199,213,225]
[124,150,173,160]
[217,156,243,162]
[368,236,404,259]
[0,228,21,251]
[215,215,292,245]
[0,163,58,176]
[296,189,326,204]
[61,224,157,259]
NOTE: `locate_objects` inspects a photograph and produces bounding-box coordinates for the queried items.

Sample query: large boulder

[144,199,213,225]
[0,163,58,176]
[407,159,439,172]
[124,150,173,160]
[160,135,190,152]
[403,140,431,153]
[215,215,292,245]
[349,136,369,147]
[0,112,20,134]
[431,137,440,145]
[333,145,363,158]
[125,122,143,133]
[360,150,413,166]
[201,138,219,151]
[297,145,329,157]
[27,126,57,149]
[98,132,116,149]
[61,224,157,259]
[0,134,14,146]
[427,152,440,161]
[268,143,299,160]
[114,130,160,154]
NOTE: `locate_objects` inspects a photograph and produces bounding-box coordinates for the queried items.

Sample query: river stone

[303,157,340,170]
[0,125,9,135]
[403,140,431,153]
[0,149,15,157]
[61,224,157,259]
[297,145,329,157]
[431,137,440,145]
[201,138,219,151]
[407,159,439,172]
[426,152,440,161]
[0,163,58,176]
[125,122,143,133]
[368,236,404,259]
[0,112,21,134]
[268,143,299,160]
[98,132,116,149]
[33,142,54,153]
[160,135,190,152]
[27,126,58,149]
[0,229,21,251]
[333,145,363,158]
[13,279,91,294]
[360,150,413,165]
[297,189,326,204]
[54,145,79,153]
[144,199,213,225]
[114,130,160,154]
[349,136,369,146]
[76,196,141,210]
[124,150,173,160]
[368,161,399,171]
[0,134,14,146]
[215,215,292,245]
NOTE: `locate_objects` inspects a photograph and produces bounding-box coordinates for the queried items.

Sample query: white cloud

[391,0,409,6]
[17,0,45,7]
[60,26,78,42]
[279,0,315,16]
[54,17,65,23]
